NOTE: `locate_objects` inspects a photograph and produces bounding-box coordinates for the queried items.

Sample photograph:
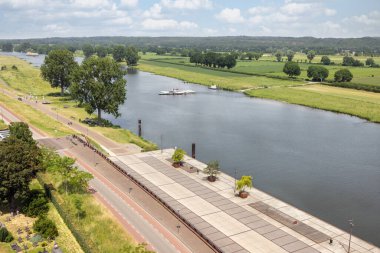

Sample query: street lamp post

[348,219,354,253]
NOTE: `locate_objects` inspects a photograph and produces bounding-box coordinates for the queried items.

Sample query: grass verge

[246,85,380,123]
[38,172,144,253]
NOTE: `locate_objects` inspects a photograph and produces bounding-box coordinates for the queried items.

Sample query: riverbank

[138,60,380,123]
[0,55,157,151]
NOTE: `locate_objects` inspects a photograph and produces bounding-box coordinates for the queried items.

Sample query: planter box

[207,176,216,182]
[172,162,181,168]
[239,191,249,198]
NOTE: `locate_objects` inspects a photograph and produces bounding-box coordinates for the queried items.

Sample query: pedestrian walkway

[109,149,379,253]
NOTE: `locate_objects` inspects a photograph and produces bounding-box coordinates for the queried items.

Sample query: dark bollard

[138,119,142,137]
[191,143,196,158]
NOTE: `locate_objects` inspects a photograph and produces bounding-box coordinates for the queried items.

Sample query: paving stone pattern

[114,155,321,253]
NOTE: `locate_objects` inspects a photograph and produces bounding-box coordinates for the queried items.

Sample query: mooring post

[192,143,196,158]
[138,119,142,137]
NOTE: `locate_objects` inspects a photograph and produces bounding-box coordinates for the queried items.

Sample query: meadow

[141,53,380,86]
[0,55,156,150]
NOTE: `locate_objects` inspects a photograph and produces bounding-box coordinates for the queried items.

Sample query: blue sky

[0,0,379,39]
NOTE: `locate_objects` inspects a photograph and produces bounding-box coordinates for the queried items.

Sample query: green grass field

[246,85,380,123]
[139,60,302,90]
[0,55,156,150]
[142,53,380,86]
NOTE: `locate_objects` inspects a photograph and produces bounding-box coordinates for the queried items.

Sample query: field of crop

[0,55,156,150]
[139,60,302,90]
[246,85,380,123]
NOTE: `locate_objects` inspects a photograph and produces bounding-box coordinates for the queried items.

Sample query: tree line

[190,52,237,69]
[2,36,380,55]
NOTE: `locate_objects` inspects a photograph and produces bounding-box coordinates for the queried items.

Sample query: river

[3,52,380,246]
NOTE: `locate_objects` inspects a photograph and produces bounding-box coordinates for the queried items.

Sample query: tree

[283,61,301,77]
[352,59,364,67]
[0,227,14,243]
[307,50,316,63]
[365,58,375,67]
[342,56,355,66]
[225,55,237,69]
[275,51,282,62]
[1,43,13,52]
[307,66,329,81]
[334,69,353,82]
[203,161,220,182]
[82,44,94,58]
[286,50,295,62]
[41,49,78,96]
[70,56,127,121]
[113,45,126,62]
[9,122,35,145]
[95,45,108,58]
[125,46,139,66]
[190,52,203,65]
[321,56,331,65]
[33,216,58,239]
[0,136,41,208]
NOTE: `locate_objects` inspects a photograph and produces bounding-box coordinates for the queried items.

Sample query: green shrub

[283,62,301,77]
[307,66,329,81]
[25,195,49,217]
[236,176,253,193]
[33,216,58,239]
[172,148,186,163]
[0,227,14,242]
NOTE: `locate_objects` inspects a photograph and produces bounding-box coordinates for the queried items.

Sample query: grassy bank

[246,85,380,123]
[0,55,156,150]
[0,119,7,129]
[138,60,303,90]
[39,172,146,253]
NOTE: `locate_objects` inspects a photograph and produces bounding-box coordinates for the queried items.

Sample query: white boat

[26,52,39,56]
[209,85,218,90]
[159,89,195,95]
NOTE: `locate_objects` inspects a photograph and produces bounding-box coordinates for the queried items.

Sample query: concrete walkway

[109,149,379,253]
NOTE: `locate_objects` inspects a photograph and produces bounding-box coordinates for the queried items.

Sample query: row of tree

[190,52,237,69]
[283,62,353,82]
[41,49,127,121]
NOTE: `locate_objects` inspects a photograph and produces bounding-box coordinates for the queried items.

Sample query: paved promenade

[110,149,379,253]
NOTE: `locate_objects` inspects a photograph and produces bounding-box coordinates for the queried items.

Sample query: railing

[72,134,223,253]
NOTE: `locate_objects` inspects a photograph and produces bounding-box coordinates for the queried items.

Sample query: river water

[3,52,380,246]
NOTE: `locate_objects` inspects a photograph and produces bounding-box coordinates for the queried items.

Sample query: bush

[11,65,18,70]
[33,216,58,239]
[24,195,49,217]
[334,69,353,82]
[172,148,185,164]
[0,227,14,242]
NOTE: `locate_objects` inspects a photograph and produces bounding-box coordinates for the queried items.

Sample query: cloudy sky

[0,0,379,39]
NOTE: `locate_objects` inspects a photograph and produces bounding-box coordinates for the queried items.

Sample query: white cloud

[107,16,132,25]
[120,0,138,8]
[281,2,312,15]
[42,23,70,34]
[248,6,273,15]
[0,0,44,8]
[216,8,244,24]
[69,0,111,9]
[143,3,163,18]
[161,0,212,10]
[324,8,336,16]
[141,18,197,30]
[353,11,380,25]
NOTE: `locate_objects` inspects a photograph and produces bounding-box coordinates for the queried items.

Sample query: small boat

[26,52,39,56]
[209,85,218,90]
[159,89,195,95]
